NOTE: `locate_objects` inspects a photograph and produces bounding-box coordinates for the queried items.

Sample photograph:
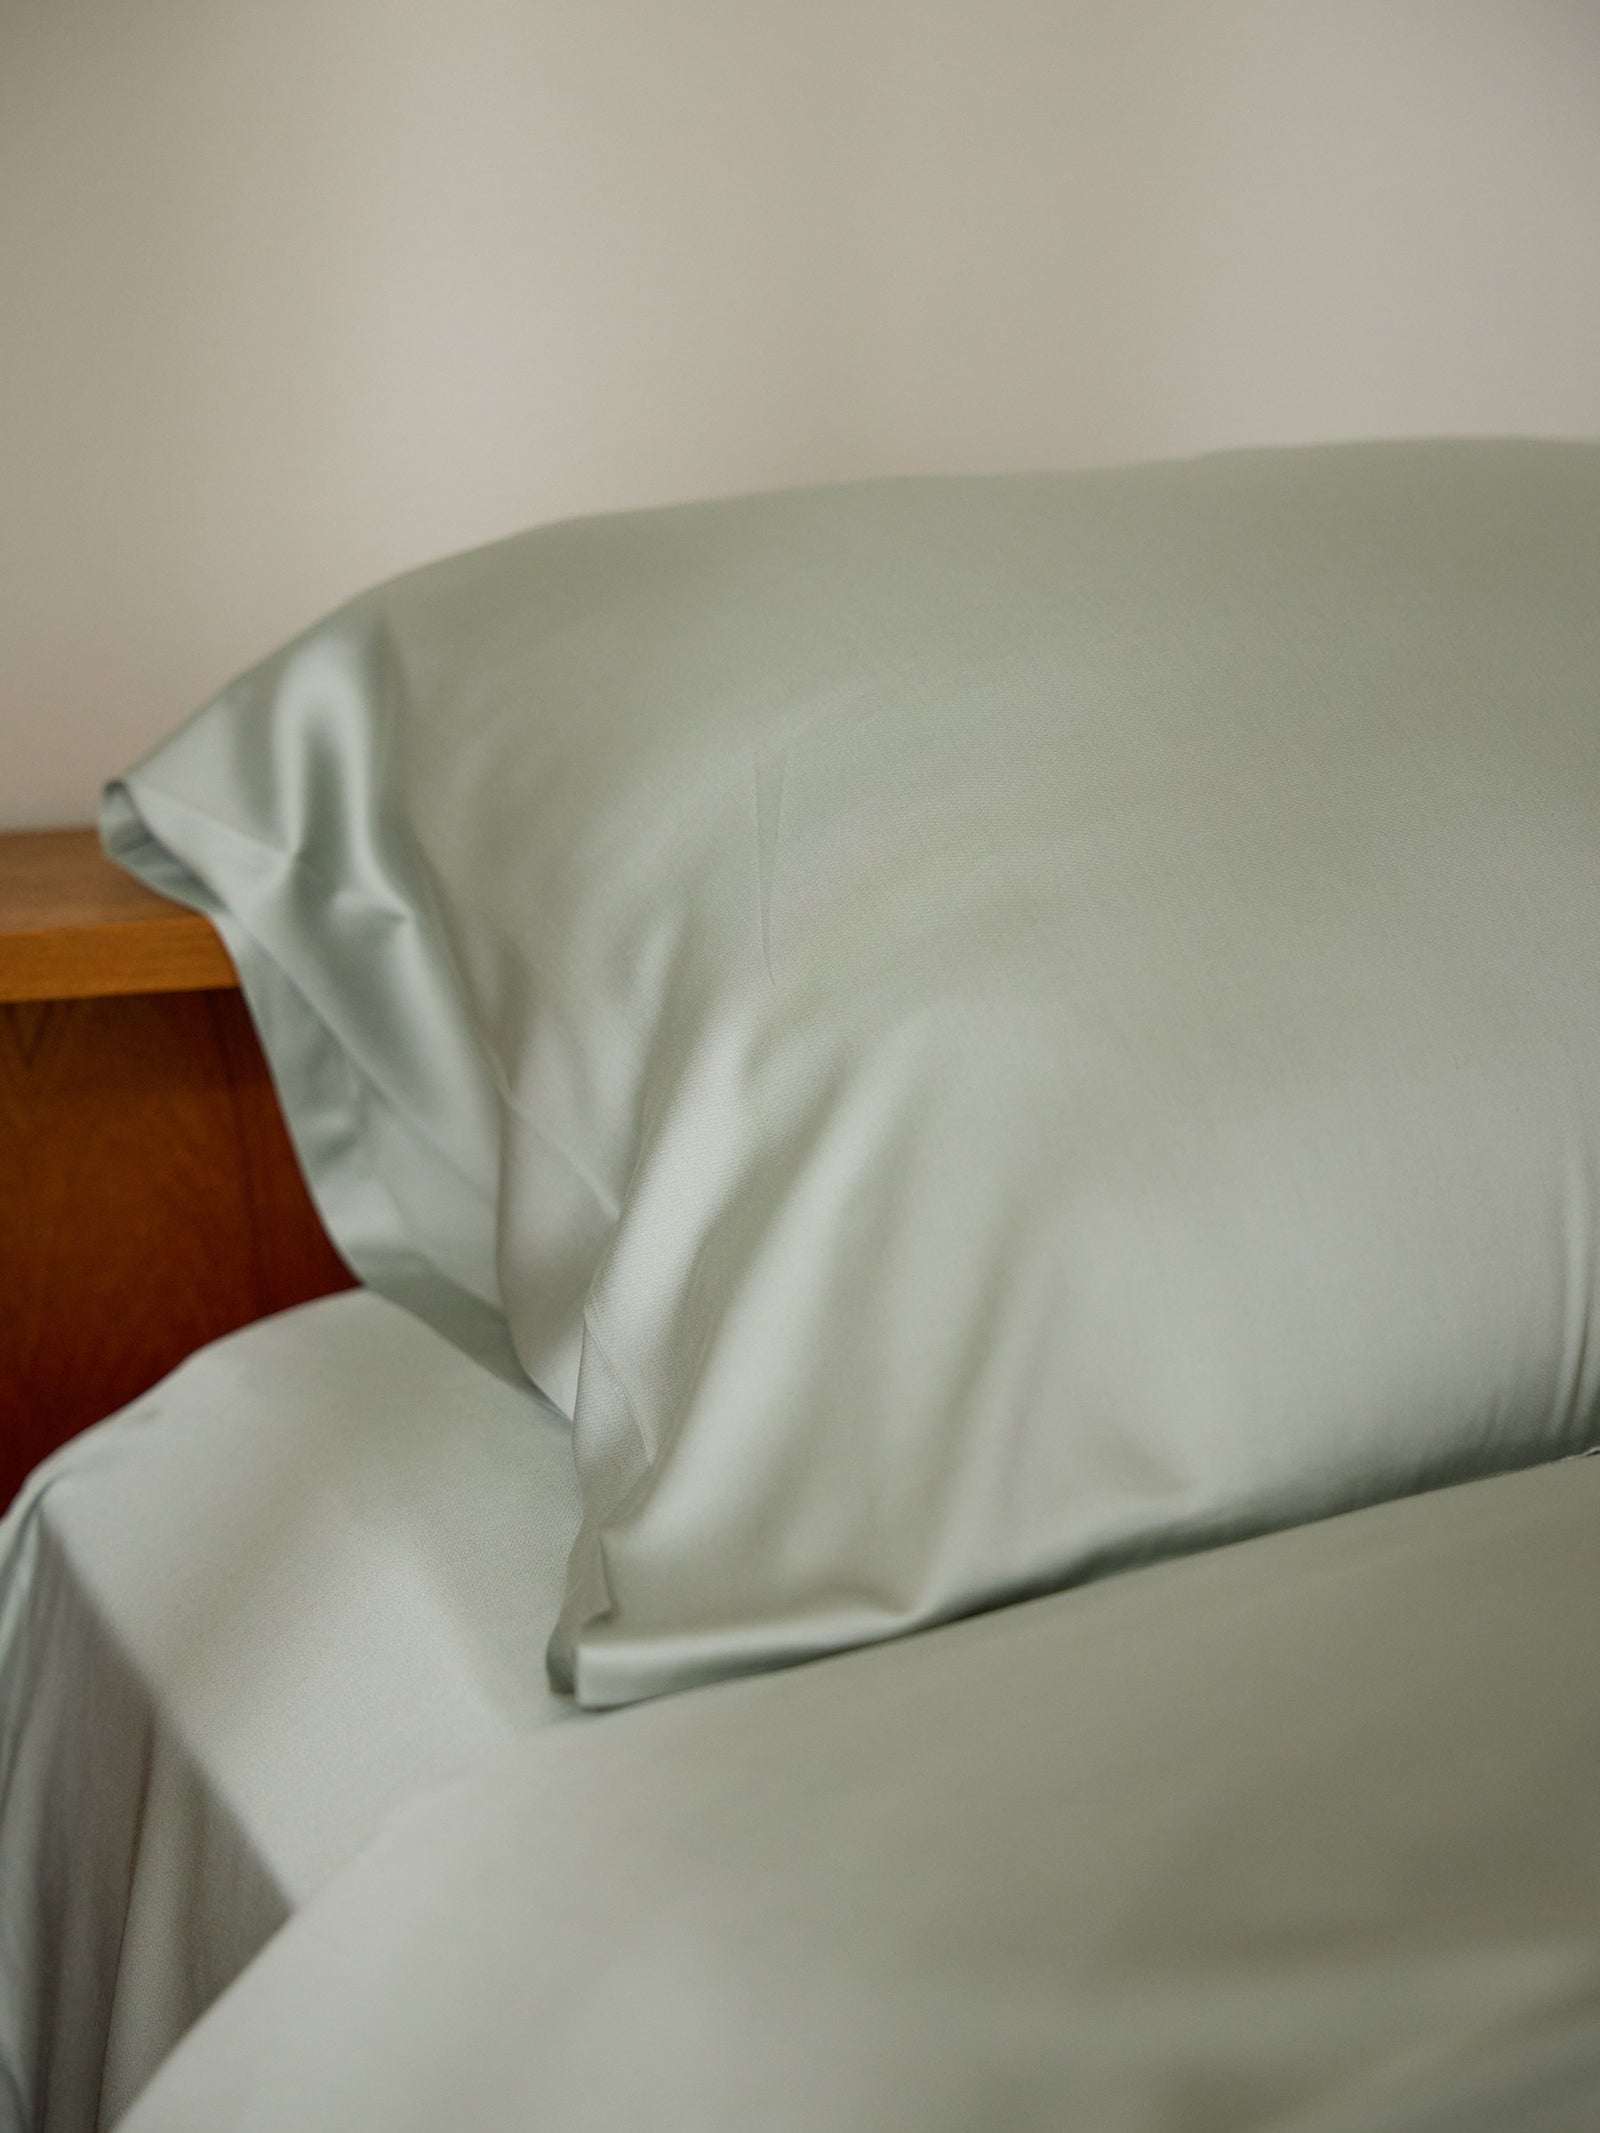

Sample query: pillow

[105,440,1600,1706]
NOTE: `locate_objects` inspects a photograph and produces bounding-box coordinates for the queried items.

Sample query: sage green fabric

[0,1295,583,2132]
[119,1457,1600,2132]
[104,441,1600,1708]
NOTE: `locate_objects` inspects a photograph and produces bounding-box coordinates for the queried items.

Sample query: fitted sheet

[123,1451,1600,2133]
[11,1301,1600,2132]
[0,1292,583,2133]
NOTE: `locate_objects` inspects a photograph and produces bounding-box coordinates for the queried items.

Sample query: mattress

[11,1299,1600,2131]
[121,1449,1600,2133]
[0,1292,583,2132]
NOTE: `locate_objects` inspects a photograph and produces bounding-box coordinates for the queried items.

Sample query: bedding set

[3,437,1600,2128]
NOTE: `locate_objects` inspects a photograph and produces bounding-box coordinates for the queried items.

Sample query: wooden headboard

[0,828,354,1510]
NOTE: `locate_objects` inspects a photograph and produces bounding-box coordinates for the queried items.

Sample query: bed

[4,437,1600,2131]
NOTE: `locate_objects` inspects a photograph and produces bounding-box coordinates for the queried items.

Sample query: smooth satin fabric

[0,1296,583,2132]
[119,1456,1600,2132]
[104,442,1600,1706]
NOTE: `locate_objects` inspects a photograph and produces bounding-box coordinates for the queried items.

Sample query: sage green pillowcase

[105,440,1600,1706]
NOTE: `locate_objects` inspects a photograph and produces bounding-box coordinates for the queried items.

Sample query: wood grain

[0,827,236,1001]
[0,989,355,1508]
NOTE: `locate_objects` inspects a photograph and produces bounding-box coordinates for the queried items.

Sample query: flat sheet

[123,1453,1600,2133]
[0,1293,583,2133]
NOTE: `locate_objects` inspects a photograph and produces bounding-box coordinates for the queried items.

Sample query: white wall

[4,0,1599,828]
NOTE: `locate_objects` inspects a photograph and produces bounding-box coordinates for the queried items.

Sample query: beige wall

[4,0,1599,828]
